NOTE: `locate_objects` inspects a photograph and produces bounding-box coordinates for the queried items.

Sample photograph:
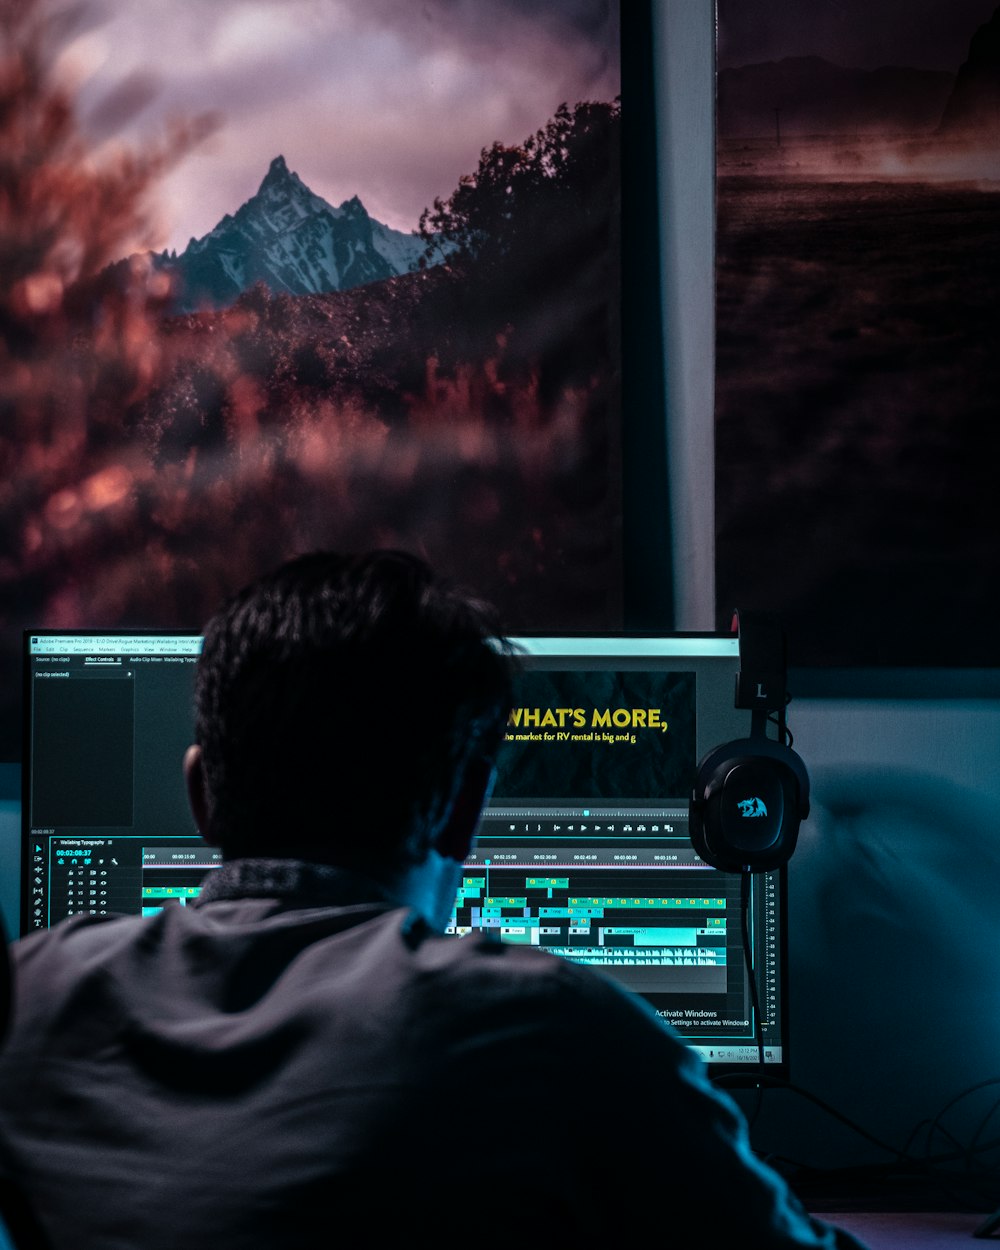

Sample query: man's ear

[434,757,496,863]
[183,745,215,844]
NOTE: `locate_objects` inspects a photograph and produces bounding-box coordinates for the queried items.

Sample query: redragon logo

[737,797,768,818]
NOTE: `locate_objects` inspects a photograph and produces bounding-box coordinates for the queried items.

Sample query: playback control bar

[477,805,691,842]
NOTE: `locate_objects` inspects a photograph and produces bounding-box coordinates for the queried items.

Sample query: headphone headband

[732,610,787,715]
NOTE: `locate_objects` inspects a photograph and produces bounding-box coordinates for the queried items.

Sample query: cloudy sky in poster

[61,0,620,252]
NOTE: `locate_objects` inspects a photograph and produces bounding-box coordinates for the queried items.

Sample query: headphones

[689,611,810,873]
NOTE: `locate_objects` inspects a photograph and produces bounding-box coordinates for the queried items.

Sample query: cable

[710,1072,1000,1211]
[713,1072,910,1163]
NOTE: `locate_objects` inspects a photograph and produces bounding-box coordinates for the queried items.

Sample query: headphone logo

[736,797,768,818]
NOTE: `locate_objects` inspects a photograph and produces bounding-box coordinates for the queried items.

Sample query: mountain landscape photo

[0,0,622,758]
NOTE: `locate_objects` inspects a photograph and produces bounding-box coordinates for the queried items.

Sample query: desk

[815,1211,985,1247]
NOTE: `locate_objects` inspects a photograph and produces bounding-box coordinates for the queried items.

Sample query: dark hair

[193,550,515,870]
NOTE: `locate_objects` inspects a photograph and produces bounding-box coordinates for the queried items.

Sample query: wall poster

[715,0,1000,667]
[0,0,622,756]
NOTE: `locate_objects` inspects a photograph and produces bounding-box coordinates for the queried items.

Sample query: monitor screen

[21,630,787,1076]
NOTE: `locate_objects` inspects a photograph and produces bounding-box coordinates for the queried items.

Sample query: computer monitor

[21,630,787,1076]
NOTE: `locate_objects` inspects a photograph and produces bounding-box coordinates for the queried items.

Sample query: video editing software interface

[23,632,786,1072]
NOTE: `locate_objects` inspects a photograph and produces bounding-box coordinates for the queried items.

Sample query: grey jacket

[0,858,866,1248]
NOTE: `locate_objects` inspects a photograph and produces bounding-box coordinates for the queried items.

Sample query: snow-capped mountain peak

[155,156,432,311]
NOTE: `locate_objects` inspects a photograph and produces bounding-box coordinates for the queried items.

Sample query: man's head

[185,550,514,880]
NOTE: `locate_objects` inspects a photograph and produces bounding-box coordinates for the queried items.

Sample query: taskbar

[690,1044,783,1066]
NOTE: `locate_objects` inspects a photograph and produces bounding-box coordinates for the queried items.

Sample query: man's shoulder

[9,903,688,1073]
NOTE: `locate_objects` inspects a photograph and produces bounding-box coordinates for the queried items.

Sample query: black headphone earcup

[690,738,809,873]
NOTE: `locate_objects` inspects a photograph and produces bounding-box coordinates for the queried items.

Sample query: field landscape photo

[715,0,1000,666]
[0,0,621,755]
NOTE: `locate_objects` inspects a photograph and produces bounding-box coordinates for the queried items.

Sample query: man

[0,551,867,1247]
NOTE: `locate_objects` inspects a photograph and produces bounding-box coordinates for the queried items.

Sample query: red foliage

[0,4,621,756]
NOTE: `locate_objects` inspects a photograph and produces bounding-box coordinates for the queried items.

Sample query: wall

[653,0,716,631]
[765,694,1000,1168]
